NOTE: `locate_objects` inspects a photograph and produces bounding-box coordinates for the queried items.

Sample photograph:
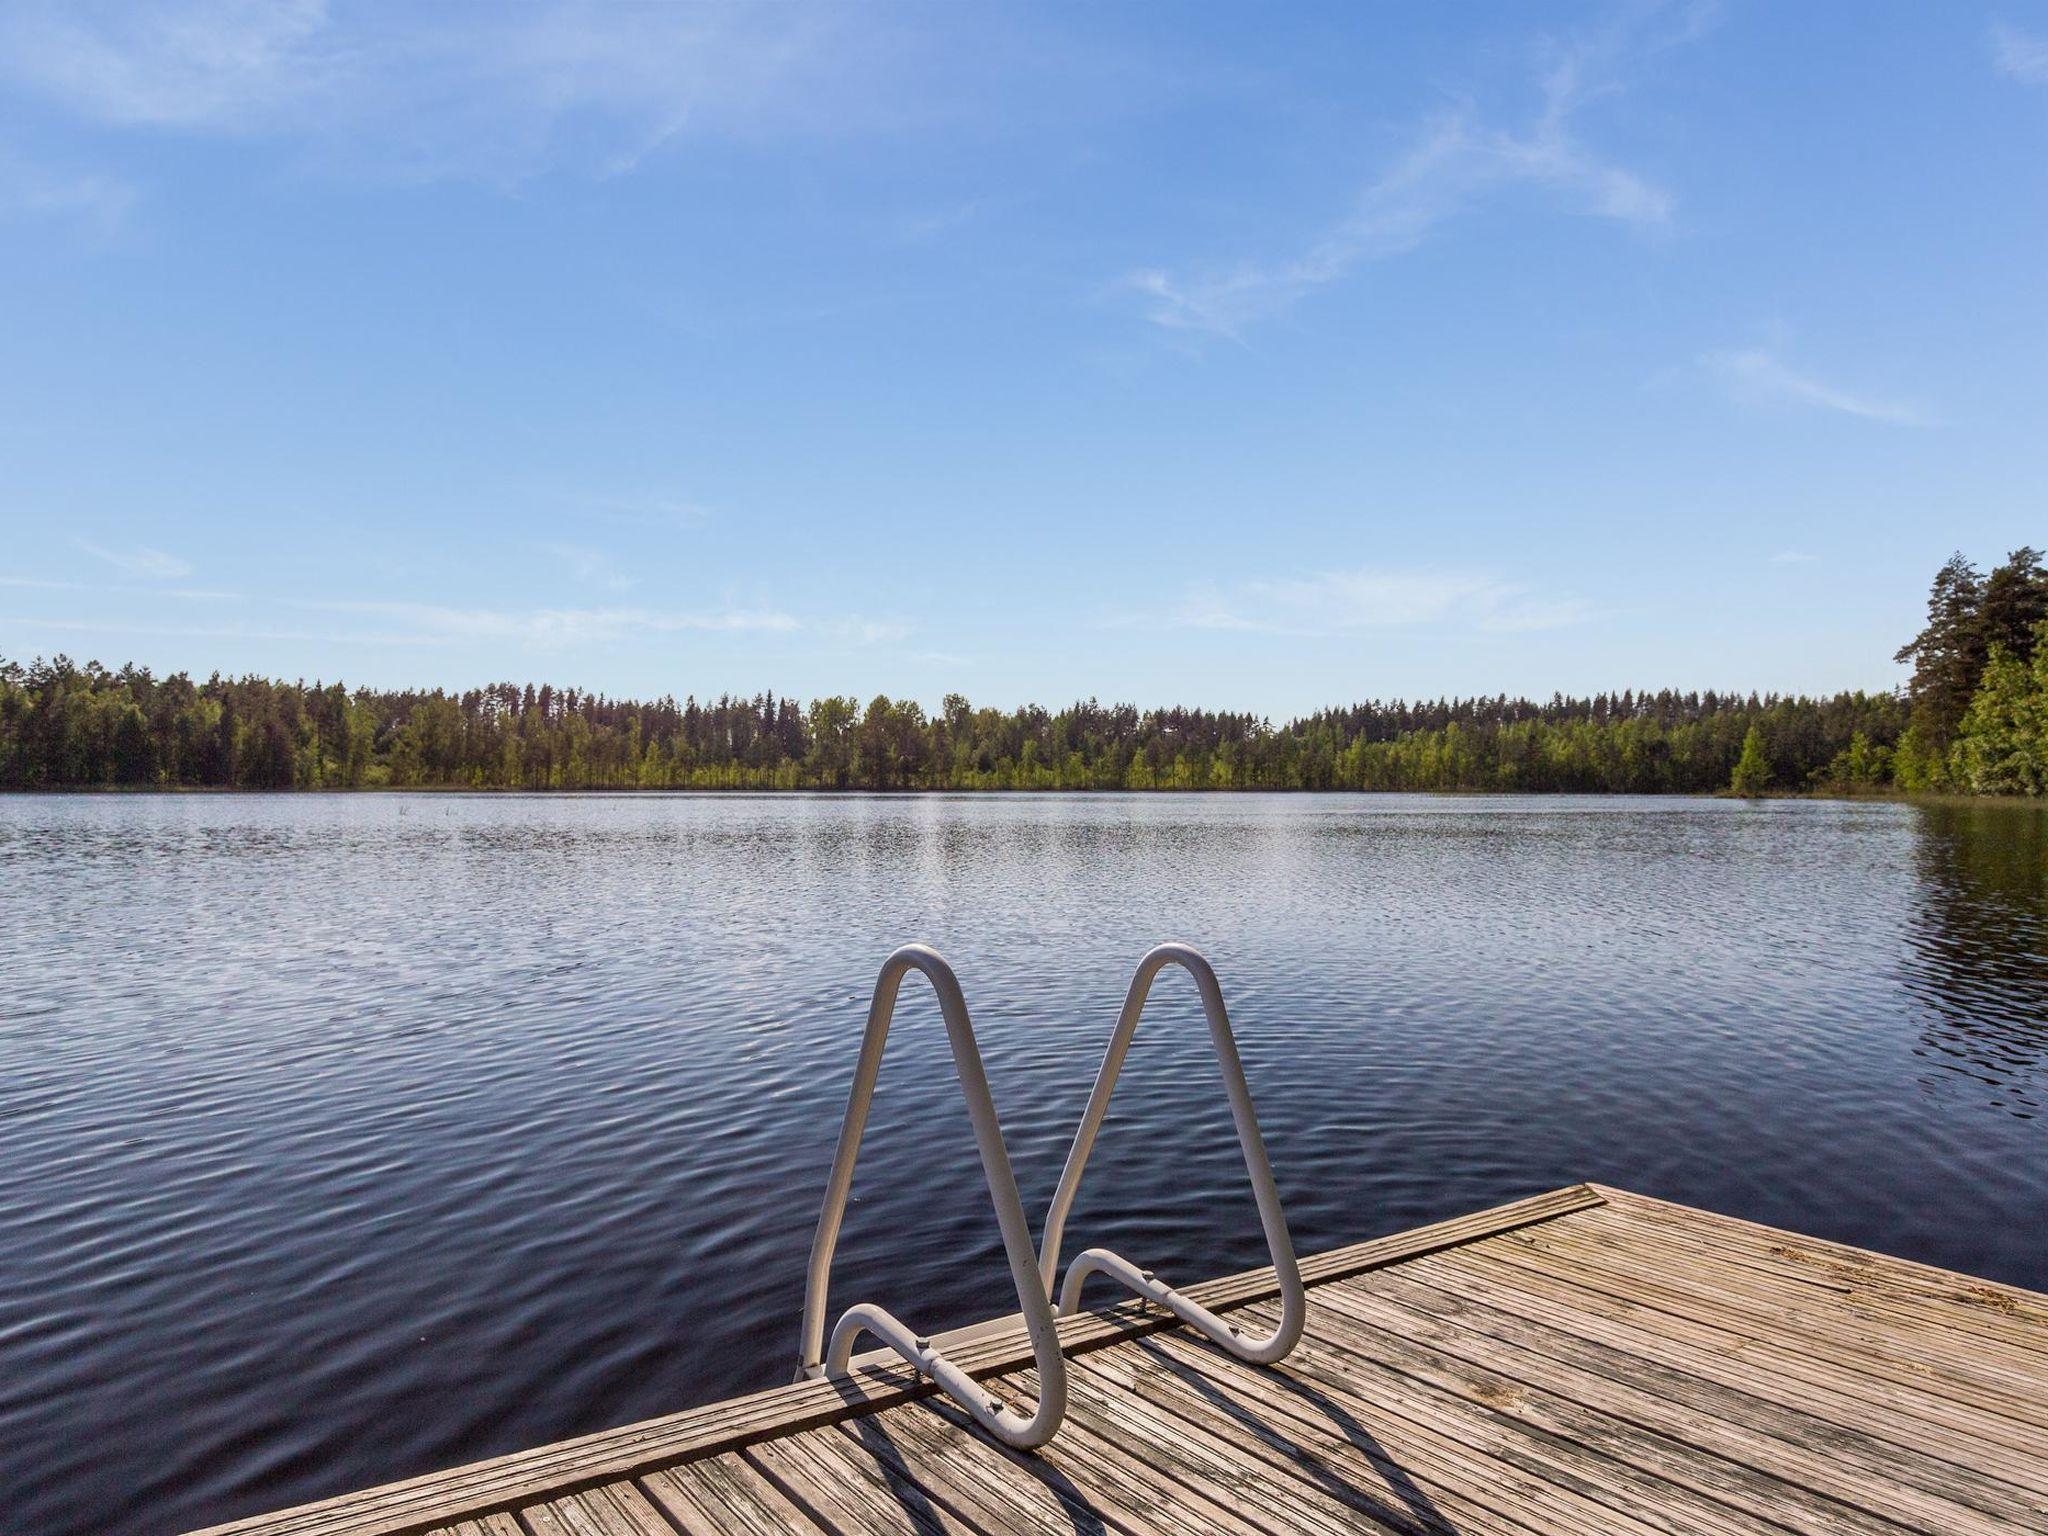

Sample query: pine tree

[1894,552,1987,754]
[1979,547,2048,663]
[1950,621,2048,795]
[1730,724,1771,795]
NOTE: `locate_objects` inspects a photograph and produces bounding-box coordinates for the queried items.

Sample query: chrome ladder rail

[1039,942,1305,1365]
[794,944,1067,1449]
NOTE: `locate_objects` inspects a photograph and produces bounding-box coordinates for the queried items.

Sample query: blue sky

[1,1,2044,715]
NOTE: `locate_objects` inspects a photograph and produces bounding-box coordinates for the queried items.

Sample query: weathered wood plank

[1309,1270,2043,1531]
[519,1483,677,1536]
[869,1385,1182,1536]
[179,1184,2048,1536]
[185,1185,1602,1536]
[1548,1211,2048,1387]
[1124,1323,1913,1536]
[744,1426,982,1535]
[829,1408,1117,1536]
[641,1457,822,1536]
[1083,1334,1713,1536]
[1212,1297,1895,1536]
[1409,1245,2048,1483]
[948,1368,1300,1536]
[1053,1360,1419,1536]
[1585,1187,2048,1350]
[1463,1220,2048,1440]
[647,1458,823,1531]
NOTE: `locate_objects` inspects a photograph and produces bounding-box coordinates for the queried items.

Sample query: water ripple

[0,792,2042,1536]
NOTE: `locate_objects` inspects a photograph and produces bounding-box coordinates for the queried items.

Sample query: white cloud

[534,541,636,592]
[1992,21,2048,83]
[890,196,999,246]
[582,496,714,532]
[0,0,871,184]
[73,539,193,578]
[1,573,237,600]
[1770,550,1816,565]
[0,147,134,233]
[1,616,348,645]
[1156,567,1589,637]
[1702,348,1927,426]
[5,0,331,128]
[826,618,914,647]
[4,585,920,657]
[1130,6,1705,338]
[310,600,801,648]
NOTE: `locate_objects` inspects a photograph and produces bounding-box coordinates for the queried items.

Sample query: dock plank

[1185,1300,1910,1536]
[1479,1218,2048,1421]
[186,1185,1599,1536]
[1587,1186,2048,1351]
[1083,1334,1701,1536]
[642,1457,823,1536]
[1300,1277,2034,1532]
[1388,1254,2048,1493]
[182,1185,2048,1536]
[1433,1235,2048,1458]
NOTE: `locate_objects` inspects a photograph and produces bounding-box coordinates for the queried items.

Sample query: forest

[0,547,2039,795]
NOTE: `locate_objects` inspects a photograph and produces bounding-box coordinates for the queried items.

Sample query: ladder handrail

[794,943,1067,1449]
[1038,942,1305,1365]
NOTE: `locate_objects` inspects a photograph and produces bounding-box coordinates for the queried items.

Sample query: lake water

[2,792,2043,1535]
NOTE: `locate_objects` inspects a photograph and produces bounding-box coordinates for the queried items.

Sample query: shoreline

[3,784,2039,804]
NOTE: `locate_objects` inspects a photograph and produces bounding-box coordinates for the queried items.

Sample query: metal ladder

[1039,942,1306,1366]
[795,942,1303,1450]
[794,945,1067,1449]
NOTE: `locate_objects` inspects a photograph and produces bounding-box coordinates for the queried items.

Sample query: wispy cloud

[0,0,871,184]
[303,600,919,650]
[534,541,636,592]
[889,196,1000,246]
[309,600,801,648]
[1135,567,1590,637]
[1991,21,2048,83]
[580,496,714,532]
[4,583,918,657]
[0,146,134,233]
[828,618,914,646]
[1769,550,1816,565]
[1701,348,1927,426]
[1129,5,1708,338]
[1,616,359,645]
[2,573,236,599]
[73,538,193,578]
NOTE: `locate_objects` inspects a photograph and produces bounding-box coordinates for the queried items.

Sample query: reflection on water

[1905,801,2048,1118]
[0,792,2043,1536]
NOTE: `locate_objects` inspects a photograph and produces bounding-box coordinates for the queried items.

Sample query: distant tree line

[3,546,2040,795]
[0,659,1908,794]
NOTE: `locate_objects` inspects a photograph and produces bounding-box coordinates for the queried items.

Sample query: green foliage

[27,542,2048,798]
[1730,725,1771,795]
[1815,730,1890,793]
[1890,720,1947,792]
[0,653,1911,795]
[1978,547,2048,663]
[1892,546,2048,767]
[1895,552,1988,754]
[1949,624,2048,796]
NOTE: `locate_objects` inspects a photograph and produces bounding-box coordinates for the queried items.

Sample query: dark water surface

[2,793,2044,1535]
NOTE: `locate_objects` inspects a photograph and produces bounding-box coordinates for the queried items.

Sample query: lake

[2,792,2043,1536]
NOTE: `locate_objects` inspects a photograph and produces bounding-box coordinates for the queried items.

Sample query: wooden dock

[192,1184,2048,1536]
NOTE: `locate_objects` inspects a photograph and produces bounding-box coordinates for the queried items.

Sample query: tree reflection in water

[1906,800,2048,1117]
